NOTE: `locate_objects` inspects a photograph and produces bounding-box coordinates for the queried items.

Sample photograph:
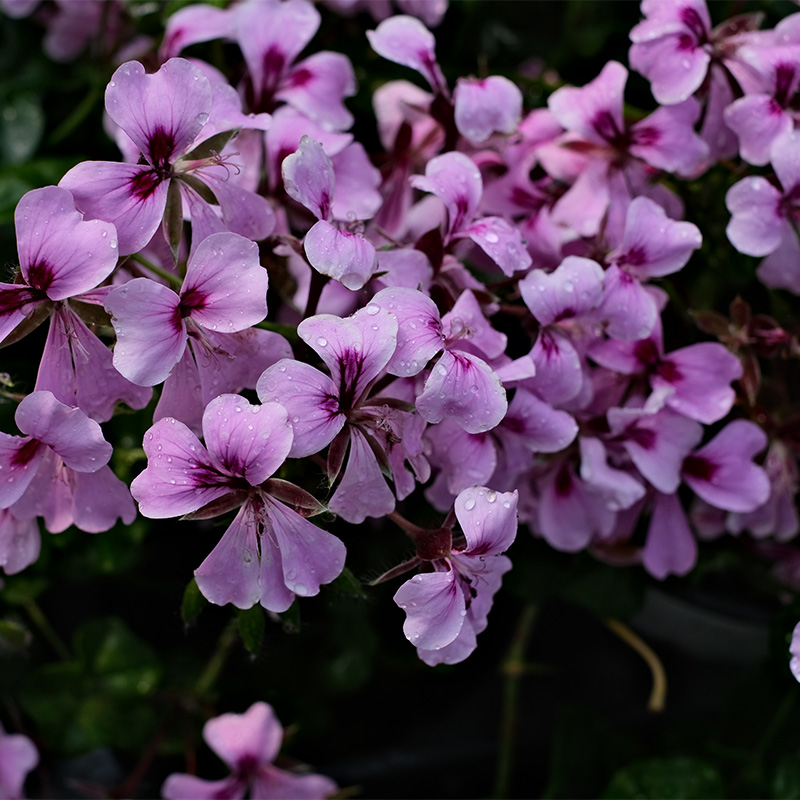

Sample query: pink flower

[162,702,337,800]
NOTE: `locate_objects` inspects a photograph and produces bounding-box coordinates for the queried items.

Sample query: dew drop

[484,232,499,244]
[317,337,328,347]
[464,497,476,511]
[366,303,380,316]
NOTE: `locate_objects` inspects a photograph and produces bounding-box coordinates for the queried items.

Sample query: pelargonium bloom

[162,702,337,800]
[60,58,274,256]
[394,485,517,665]
[0,391,135,539]
[131,394,346,612]
[0,723,38,800]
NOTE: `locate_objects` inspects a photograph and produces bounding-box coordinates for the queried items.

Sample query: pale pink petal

[0,284,39,345]
[131,418,231,518]
[416,350,507,434]
[304,221,377,290]
[790,621,800,683]
[15,186,118,300]
[181,233,267,333]
[642,492,697,579]
[298,305,398,402]
[10,448,74,533]
[105,278,186,386]
[105,59,212,166]
[725,94,793,167]
[202,395,292,486]
[328,427,395,523]
[519,256,605,326]
[367,15,447,93]
[773,129,800,195]
[425,421,497,495]
[204,701,282,770]
[0,728,38,800]
[464,216,532,277]
[252,766,338,800]
[256,361,344,458]
[527,329,583,406]
[0,509,40,574]
[162,774,243,800]
[154,349,204,434]
[394,569,465,650]
[548,60,627,146]
[15,391,111,471]
[277,52,356,131]
[757,229,800,293]
[456,486,517,556]
[265,494,346,596]
[498,387,578,454]
[454,75,522,142]
[198,172,277,243]
[330,143,382,220]
[160,4,235,60]
[411,151,481,239]
[195,503,262,609]
[72,466,136,533]
[442,289,506,360]
[369,287,444,377]
[598,266,658,342]
[0,435,44,510]
[282,136,335,220]
[59,160,170,256]
[725,177,786,257]
[579,437,646,511]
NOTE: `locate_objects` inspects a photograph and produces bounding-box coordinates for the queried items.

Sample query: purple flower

[394,486,517,665]
[60,59,274,255]
[131,395,345,611]
[790,622,800,683]
[162,702,337,800]
[0,391,134,538]
[0,723,38,800]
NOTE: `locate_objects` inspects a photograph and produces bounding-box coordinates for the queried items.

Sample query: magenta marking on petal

[25,261,54,293]
[619,246,647,267]
[629,426,656,450]
[679,6,707,44]
[130,168,166,201]
[148,126,177,169]
[591,109,624,145]
[634,339,660,367]
[656,360,682,383]
[0,285,43,313]
[555,465,572,497]
[289,66,312,88]
[339,349,365,410]
[631,125,660,147]
[683,454,717,481]
[179,286,206,317]
[11,438,41,467]
[775,64,796,108]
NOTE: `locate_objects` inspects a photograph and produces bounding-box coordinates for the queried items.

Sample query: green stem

[194,620,238,697]
[494,603,538,799]
[24,599,70,661]
[127,253,183,289]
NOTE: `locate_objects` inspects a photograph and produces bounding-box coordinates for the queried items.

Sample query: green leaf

[73,616,161,696]
[236,606,265,654]
[181,578,207,626]
[1,575,48,605]
[328,567,367,600]
[602,757,725,799]
[0,619,31,650]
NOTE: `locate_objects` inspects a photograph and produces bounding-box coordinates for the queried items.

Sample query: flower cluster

[4,0,800,792]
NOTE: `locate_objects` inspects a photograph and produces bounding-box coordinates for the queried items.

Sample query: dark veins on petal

[682,454,716,481]
[148,126,176,170]
[11,438,41,467]
[339,348,365,410]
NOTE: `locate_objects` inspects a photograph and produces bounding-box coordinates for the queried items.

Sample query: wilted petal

[454,75,522,142]
[642,492,697,580]
[15,186,119,300]
[394,569,465,650]
[416,350,507,434]
[195,502,262,609]
[202,395,292,486]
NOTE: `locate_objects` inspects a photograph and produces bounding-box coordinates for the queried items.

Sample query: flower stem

[494,603,538,799]
[194,620,238,697]
[604,617,666,712]
[24,599,70,661]
[127,253,183,289]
